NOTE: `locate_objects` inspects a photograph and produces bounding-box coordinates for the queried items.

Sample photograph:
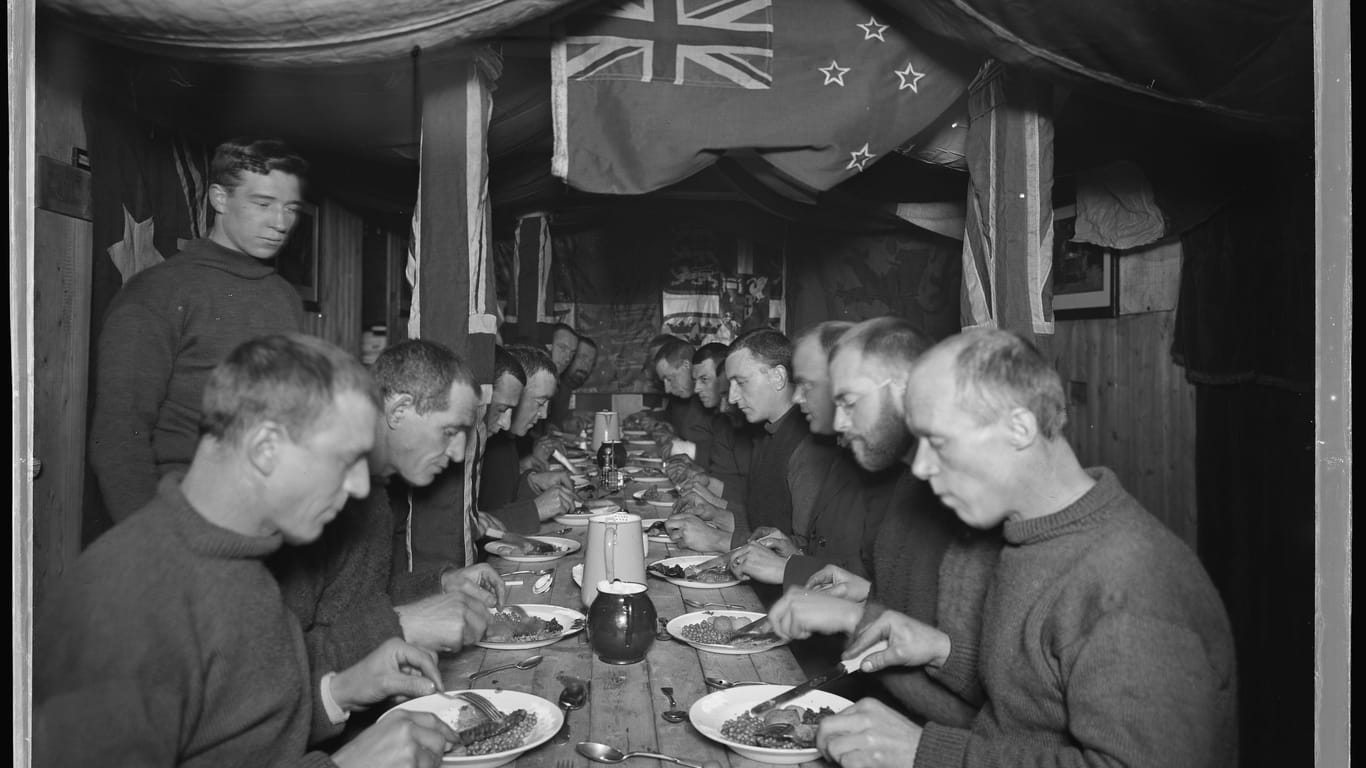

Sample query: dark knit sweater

[917,468,1238,768]
[88,238,304,521]
[269,477,410,717]
[731,405,809,547]
[666,395,717,467]
[863,470,992,728]
[477,431,541,533]
[708,409,756,504]
[34,476,335,767]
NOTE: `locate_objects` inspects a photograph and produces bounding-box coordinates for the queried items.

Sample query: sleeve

[489,500,542,534]
[35,682,185,766]
[389,564,446,605]
[782,555,825,589]
[925,535,1000,707]
[87,298,177,521]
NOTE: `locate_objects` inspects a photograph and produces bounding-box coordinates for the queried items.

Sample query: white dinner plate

[648,555,742,589]
[625,439,655,447]
[484,536,580,563]
[383,689,564,768]
[633,488,678,507]
[622,429,649,438]
[554,509,597,527]
[689,685,853,764]
[667,611,787,655]
[631,456,665,466]
[571,563,583,587]
[643,521,673,543]
[476,604,587,650]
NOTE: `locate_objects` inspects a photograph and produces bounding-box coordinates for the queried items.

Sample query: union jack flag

[563,0,774,89]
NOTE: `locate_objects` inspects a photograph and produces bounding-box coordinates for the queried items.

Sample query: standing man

[771,328,1237,768]
[89,137,311,521]
[37,334,458,767]
[667,328,808,553]
[479,344,577,532]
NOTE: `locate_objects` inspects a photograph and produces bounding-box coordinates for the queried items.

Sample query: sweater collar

[1001,467,1119,546]
[185,237,281,280]
[159,472,285,559]
[764,404,803,435]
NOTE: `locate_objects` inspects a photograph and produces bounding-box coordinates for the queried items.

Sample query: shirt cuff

[321,672,351,725]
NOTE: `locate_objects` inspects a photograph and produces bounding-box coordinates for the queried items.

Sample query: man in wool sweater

[271,339,507,692]
[769,328,1238,768]
[37,334,459,767]
[89,137,310,522]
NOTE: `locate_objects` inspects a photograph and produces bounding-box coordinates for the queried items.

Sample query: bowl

[688,684,853,764]
[383,688,564,768]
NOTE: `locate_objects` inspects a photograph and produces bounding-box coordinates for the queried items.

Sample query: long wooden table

[438,478,833,768]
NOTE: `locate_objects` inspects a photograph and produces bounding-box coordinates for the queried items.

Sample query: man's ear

[1003,406,1040,449]
[208,183,230,215]
[244,420,285,476]
[386,393,415,429]
[770,364,790,391]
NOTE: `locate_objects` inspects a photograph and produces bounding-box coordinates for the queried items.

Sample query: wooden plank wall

[1051,310,1198,548]
[300,199,364,355]
[31,25,92,606]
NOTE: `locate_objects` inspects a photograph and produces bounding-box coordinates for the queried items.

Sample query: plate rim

[484,536,581,562]
[476,604,587,650]
[384,688,565,763]
[688,684,854,760]
[665,610,784,654]
[648,555,742,589]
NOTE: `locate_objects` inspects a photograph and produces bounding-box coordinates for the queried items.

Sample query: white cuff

[670,439,697,460]
[321,672,351,725]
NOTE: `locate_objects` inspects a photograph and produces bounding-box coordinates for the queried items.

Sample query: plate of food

[554,507,598,527]
[630,455,665,466]
[477,604,587,650]
[648,555,741,589]
[625,438,656,447]
[643,519,673,543]
[667,611,787,655]
[383,688,564,768]
[484,536,580,563]
[633,487,679,507]
[689,685,851,764]
[631,468,671,483]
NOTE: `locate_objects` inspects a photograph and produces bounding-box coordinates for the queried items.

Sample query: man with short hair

[271,339,506,683]
[547,322,580,376]
[665,342,755,501]
[650,336,716,463]
[666,328,808,553]
[479,344,577,532]
[37,334,459,767]
[770,328,1237,768]
[547,335,599,433]
[90,137,310,521]
[729,321,898,590]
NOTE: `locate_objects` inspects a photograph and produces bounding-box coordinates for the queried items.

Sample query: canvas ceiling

[45,0,1310,229]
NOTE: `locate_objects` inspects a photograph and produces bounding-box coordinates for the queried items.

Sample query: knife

[747,641,889,715]
[722,614,772,642]
[684,545,748,577]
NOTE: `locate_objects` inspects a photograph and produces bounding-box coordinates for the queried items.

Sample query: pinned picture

[1051,216,1118,320]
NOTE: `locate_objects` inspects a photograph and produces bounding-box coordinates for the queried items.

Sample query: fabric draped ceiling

[42,0,591,66]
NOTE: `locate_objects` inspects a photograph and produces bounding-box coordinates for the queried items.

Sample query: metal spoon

[552,683,587,744]
[576,741,704,768]
[703,677,766,690]
[659,687,688,723]
[468,654,544,681]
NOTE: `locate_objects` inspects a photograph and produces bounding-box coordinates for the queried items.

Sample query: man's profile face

[512,370,557,436]
[830,348,911,472]
[692,359,722,410]
[791,336,836,435]
[549,330,578,374]
[654,359,694,399]
[210,170,304,261]
[486,373,524,435]
[565,343,597,388]
[267,389,376,544]
[389,382,480,486]
[905,349,1015,528]
[726,348,782,424]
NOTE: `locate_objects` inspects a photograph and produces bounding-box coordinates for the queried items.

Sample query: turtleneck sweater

[916,467,1238,768]
[89,237,304,521]
[34,474,337,767]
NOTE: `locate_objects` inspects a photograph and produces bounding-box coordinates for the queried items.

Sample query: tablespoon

[576,741,704,768]
[468,654,543,681]
[703,677,766,690]
[659,687,688,723]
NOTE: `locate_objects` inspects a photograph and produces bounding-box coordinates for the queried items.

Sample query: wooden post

[405,46,500,573]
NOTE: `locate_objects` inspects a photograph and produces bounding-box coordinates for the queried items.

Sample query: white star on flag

[857,17,888,41]
[895,62,927,92]
[847,143,875,171]
[819,60,851,86]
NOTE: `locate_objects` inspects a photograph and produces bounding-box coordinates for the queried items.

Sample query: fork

[683,598,745,610]
[458,691,506,725]
[557,760,576,768]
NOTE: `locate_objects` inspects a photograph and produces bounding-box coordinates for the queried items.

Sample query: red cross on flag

[552,0,979,194]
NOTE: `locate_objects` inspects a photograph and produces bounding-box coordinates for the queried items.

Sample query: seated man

[479,344,577,532]
[664,342,756,506]
[666,329,809,553]
[271,339,508,682]
[35,334,457,767]
[769,328,1237,768]
[547,334,599,433]
[649,336,715,460]
[728,321,898,590]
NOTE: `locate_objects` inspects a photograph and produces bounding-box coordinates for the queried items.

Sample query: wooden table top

[439,479,834,768]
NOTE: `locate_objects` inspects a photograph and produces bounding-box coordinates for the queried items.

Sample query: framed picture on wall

[1051,216,1119,320]
[276,201,320,311]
